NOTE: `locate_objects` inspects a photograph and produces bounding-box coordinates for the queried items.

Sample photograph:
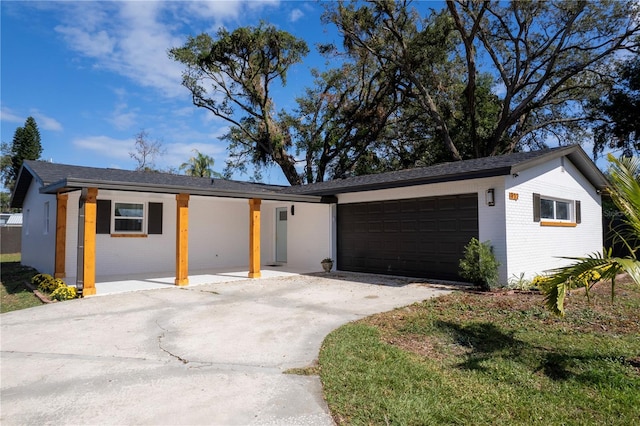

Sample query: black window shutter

[96,200,111,234]
[533,193,540,222]
[575,200,581,224]
[148,202,163,234]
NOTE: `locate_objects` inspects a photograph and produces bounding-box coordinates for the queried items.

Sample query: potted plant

[321,257,334,272]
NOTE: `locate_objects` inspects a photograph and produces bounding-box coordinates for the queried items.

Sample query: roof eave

[510,145,608,190]
[299,167,512,196]
[10,162,44,208]
[40,178,326,203]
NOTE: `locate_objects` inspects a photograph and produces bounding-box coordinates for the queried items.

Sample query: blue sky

[1,0,342,185]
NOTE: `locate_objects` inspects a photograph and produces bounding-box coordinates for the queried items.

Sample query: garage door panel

[338,193,478,280]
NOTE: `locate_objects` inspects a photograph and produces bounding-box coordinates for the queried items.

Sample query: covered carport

[12,161,335,296]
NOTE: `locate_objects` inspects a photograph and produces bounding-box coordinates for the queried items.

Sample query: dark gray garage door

[337,193,478,280]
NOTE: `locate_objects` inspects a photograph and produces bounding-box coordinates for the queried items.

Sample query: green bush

[32,274,66,293]
[508,273,532,290]
[50,285,77,301]
[459,238,500,290]
[31,273,52,288]
[531,275,550,290]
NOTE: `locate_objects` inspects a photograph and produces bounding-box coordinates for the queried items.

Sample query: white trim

[113,201,146,234]
[540,196,573,222]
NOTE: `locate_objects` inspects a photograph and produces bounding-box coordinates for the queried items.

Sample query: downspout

[75,188,87,296]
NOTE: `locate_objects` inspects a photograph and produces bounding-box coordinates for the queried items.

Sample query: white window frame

[112,202,145,234]
[540,197,572,222]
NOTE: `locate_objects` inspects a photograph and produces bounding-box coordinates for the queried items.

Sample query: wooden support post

[54,193,68,278]
[82,188,98,296]
[248,198,261,278]
[175,193,190,286]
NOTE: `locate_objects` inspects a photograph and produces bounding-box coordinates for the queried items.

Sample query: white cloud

[51,1,283,99]
[0,106,24,124]
[30,110,63,131]
[1,107,62,131]
[54,26,116,58]
[73,135,132,161]
[73,131,229,172]
[289,9,304,22]
[108,103,138,131]
[54,2,185,98]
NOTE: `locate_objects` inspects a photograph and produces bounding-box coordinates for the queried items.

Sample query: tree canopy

[3,117,43,189]
[169,23,309,185]
[590,56,640,158]
[179,150,221,178]
[171,0,640,184]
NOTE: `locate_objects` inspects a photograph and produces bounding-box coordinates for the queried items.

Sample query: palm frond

[542,252,639,316]
[606,154,640,239]
[544,155,640,316]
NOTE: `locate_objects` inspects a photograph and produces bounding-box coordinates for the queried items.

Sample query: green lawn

[319,278,640,425]
[1,253,44,313]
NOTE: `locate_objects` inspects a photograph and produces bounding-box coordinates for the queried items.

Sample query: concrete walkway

[1,272,451,425]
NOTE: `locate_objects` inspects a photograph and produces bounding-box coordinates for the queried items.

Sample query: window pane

[540,199,554,219]
[556,201,570,220]
[115,218,143,232]
[115,203,143,218]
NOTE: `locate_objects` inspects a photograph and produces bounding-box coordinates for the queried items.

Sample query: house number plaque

[509,192,519,201]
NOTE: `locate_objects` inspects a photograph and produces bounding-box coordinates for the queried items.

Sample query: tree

[179,149,222,178]
[325,0,640,161]
[542,154,640,316]
[1,142,13,189]
[171,2,639,184]
[170,23,309,185]
[129,130,165,172]
[590,56,640,158]
[6,117,42,188]
[286,58,402,182]
[0,191,12,212]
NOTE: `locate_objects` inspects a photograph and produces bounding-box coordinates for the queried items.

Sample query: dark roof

[11,145,607,208]
[281,145,608,196]
[10,161,320,208]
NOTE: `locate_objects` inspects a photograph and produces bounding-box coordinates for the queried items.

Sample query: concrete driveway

[1,272,451,425]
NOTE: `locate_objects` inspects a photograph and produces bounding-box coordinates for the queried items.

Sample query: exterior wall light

[291,205,295,216]
[486,188,495,206]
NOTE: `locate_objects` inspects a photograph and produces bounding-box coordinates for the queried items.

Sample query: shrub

[531,275,550,290]
[508,273,532,290]
[50,285,77,301]
[33,274,67,294]
[31,273,53,288]
[32,274,66,293]
[459,238,500,290]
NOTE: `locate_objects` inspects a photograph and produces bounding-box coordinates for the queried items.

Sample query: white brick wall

[504,157,602,281]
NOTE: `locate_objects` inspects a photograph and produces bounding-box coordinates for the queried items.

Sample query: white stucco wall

[58,189,332,280]
[20,182,57,275]
[262,201,333,272]
[504,157,602,281]
[188,196,249,270]
[62,190,177,278]
[336,177,509,282]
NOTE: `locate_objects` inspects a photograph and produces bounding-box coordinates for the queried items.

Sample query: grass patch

[319,278,640,425]
[284,363,321,376]
[1,253,44,313]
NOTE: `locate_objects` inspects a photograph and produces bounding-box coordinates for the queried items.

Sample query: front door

[275,207,288,263]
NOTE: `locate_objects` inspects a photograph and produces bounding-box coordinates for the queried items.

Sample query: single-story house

[11,144,607,295]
